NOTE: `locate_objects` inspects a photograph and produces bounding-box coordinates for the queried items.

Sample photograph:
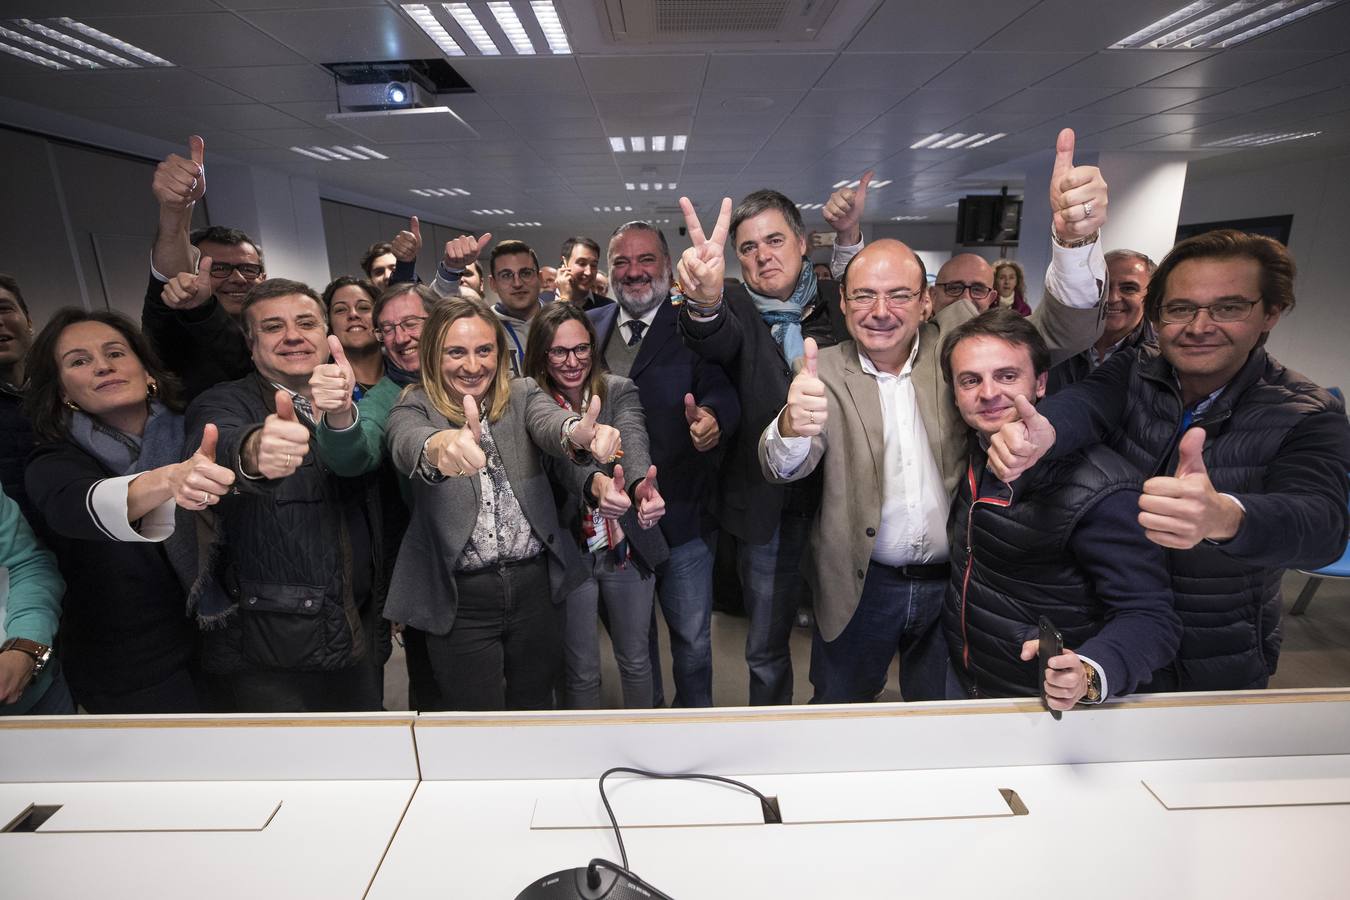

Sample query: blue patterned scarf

[744,258,817,370]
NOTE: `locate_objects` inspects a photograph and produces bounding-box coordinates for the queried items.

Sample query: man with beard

[1047,249,1156,392]
[143,136,260,401]
[587,221,739,707]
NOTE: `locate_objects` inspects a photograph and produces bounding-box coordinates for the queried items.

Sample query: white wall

[1179,150,1350,391]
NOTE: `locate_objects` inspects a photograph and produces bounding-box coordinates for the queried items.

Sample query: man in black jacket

[186,278,384,712]
[990,229,1350,691]
[942,309,1180,707]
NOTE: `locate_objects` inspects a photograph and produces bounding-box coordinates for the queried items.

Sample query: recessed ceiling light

[797,203,824,211]
[290,145,390,162]
[1110,0,1343,49]
[506,221,543,227]
[487,2,535,54]
[609,137,626,152]
[672,135,687,151]
[472,209,514,215]
[892,215,929,221]
[290,147,330,161]
[624,182,636,191]
[606,135,688,154]
[0,24,101,67]
[447,3,500,55]
[0,40,65,68]
[55,17,172,66]
[530,1,571,54]
[911,132,1005,150]
[1202,130,1322,147]
[17,19,136,66]
[911,133,943,149]
[401,4,465,56]
[412,186,471,196]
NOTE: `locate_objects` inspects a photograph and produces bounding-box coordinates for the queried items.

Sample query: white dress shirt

[763,337,950,566]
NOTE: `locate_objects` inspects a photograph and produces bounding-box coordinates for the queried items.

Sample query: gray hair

[1105,248,1157,275]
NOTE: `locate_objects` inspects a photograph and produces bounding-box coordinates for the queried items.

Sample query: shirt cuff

[1077,653,1109,704]
[89,475,175,543]
[417,435,448,483]
[831,236,864,279]
[149,252,169,284]
[322,405,361,433]
[763,411,812,477]
[684,298,723,322]
[1045,237,1107,309]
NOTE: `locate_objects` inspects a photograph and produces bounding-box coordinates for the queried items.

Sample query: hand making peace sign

[676,195,733,307]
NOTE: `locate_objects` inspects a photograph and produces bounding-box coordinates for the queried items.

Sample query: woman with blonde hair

[383,298,626,709]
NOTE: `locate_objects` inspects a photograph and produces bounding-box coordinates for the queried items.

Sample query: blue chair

[1290,471,1350,617]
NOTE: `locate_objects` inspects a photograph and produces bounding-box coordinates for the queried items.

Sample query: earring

[147,380,159,398]
[63,398,79,411]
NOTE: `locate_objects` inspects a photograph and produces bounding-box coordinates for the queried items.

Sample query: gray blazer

[545,374,670,579]
[384,378,596,635]
[758,291,1103,642]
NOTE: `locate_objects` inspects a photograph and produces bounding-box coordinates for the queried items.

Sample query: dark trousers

[223,664,381,713]
[76,664,203,714]
[809,562,948,703]
[420,556,562,711]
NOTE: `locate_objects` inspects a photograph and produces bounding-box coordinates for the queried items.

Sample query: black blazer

[589,299,739,547]
[677,280,849,545]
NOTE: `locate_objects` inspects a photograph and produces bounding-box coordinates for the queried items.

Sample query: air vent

[598,0,837,43]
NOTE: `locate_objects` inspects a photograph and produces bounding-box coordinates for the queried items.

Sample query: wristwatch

[1081,661,1102,703]
[1,637,52,676]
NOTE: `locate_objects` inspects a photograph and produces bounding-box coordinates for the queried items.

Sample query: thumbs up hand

[779,338,827,438]
[425,394,489,477]
[634,465,665,529]
[986,395,1056,483]
[161,255,216,311]
[569,395,623,462]
[171,423,237,510]
[823,169,873,245]
[684,392,721,452]
[250,390,312,479]
[311,335,357,426]
[152,135,206,210]
[591,463,633,520]
[443,233,492,271]
[1138,427,1243,549]
[1049,128,1108,243]
[392,216,422,263]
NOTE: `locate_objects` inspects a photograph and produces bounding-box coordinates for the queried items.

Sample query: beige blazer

[759,293,1102,641]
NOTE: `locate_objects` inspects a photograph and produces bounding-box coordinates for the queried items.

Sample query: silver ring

[1082,201,1093,220]
[199,491,209,505]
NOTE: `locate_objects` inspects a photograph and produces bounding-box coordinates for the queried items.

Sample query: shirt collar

[616,302,661,330]
[857,332,921,380]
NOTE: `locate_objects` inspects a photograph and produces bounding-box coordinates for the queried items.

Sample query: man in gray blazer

[759,236,1107,702]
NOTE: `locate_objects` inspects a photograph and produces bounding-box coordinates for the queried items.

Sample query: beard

[614,268,671,319]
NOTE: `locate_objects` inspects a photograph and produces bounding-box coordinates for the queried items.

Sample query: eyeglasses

[546,342,592,363]
[845,290,923,312]
[935,281,991,301]
[375,315,428,340]
[1159,298,1261,325]
[494,267,538,283]
[209,261,264,280]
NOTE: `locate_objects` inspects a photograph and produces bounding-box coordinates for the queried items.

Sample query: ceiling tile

[1235,3,1350,52]
[239,7,437,63]
[1039,50,1215,89]
[984,0,1193,52]
[994,86,1123,115]
[847,0,1038,52]
[269,100,342,128]
[57,68,256,107]
[1145,50,1336,89]
[1166,83,1331,115]
[195,65,337,104]
[793,89,900,118]
[161,102,307,131]
[450,57,587,95]
[579,55,708,94]
[703,53,836,90]
[816,53,960,93]
[592,91,696,119]
[926,52,1087,91]
[1254,52,1350,90]
[1076,87,1223,116]
[80,13,305,67]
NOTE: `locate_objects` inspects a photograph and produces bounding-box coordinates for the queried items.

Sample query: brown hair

[24,307,183,443]
[360,241,395,278]
[1145,229,1295,323]
[940,307,1050,384]
[239,278,325,340]
[992,259,1025,295]
[416,298,512,425]
[373,282,439,327]
[522,302,608,408]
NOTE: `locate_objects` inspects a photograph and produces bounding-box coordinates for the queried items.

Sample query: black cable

[596,766,781,873]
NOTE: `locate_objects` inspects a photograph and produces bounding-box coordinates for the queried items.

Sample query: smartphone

[1038,615,1064,721]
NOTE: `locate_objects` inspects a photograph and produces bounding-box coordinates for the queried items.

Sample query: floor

[382,570,1350,710]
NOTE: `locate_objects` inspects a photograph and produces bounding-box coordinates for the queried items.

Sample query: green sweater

[314,377,411,501]
[0,485,64,715]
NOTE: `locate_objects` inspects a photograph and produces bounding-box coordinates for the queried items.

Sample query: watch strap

[1,637,52,675]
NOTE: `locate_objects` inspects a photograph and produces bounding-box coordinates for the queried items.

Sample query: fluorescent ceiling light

[1202,130,1321,147]
[0,40,66,68]
[797,203,824,210]
[911,133,944,149]
[929,133,969,149]
[654,183,664,190]
[609,137,626,152]
[53,17,172,66]
[947,133,985,149]
[0,25,101,67]
[892,215,929,221]
[290,147,331,161]
[1110,0,1343,49]
[625,182,635,190]
[530,1,571,53]
[412,189,433,196]
[631,136,646,152]
[487,2,535,54]
[351,145,389,160]
[453,187,471,195]
[651,136,667,152]
[608,135,688,153]
[293,145,393,162]
[639,183,649,191]
[402,4,465,56]
[333,145,373,159]
[625,205,634,211]
[447,3,500,55]
[832,180,849,189]
[672,135,688,151]
[18,19,136,66]
[969,133,1007,147]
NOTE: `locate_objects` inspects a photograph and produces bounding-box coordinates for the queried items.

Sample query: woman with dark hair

[321,276,383,397]
[992,259,1033,317]
[524,302,668,708]
[383,298,628,710]
[22,308,235,713]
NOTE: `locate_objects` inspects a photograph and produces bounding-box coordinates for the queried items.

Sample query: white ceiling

[0,0,1347,233]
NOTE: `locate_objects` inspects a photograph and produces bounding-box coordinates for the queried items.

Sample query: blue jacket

[589,299,739,547]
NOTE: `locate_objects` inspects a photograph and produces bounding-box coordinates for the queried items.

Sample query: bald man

[759,234,1107,704]
[933,253,998,315]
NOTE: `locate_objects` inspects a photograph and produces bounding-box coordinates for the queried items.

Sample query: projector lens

[386,83,407,104]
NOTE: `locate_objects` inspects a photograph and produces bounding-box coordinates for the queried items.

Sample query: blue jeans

[809,563,948,703]
[738,512,812,706]
[655,533,716,708]
[564,552,656,709]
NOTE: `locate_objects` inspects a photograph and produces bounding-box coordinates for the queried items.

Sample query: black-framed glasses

[1158,298,1261,325]
[209,261,264,280]
[494,267,538,283]
[845,290,923,312]
[546,342,592,363]
[936,281,991,301]
[375,315,428,340]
